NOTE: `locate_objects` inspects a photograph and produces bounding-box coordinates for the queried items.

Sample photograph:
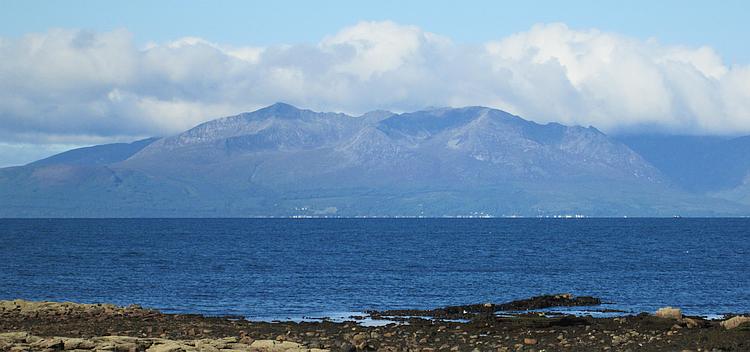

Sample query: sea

[1,218,748,321]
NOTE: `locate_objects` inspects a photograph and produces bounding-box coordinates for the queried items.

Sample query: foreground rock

[1,299,749,351]
[0,332,326,351]
[721,316,750,330]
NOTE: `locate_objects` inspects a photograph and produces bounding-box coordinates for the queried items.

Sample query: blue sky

[3,0,749,63]
[0,0,749,167]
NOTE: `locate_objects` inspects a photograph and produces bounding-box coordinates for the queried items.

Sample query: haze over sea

[1,218,748,320]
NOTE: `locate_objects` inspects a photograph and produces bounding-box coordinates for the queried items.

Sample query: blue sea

[0,218,748,320]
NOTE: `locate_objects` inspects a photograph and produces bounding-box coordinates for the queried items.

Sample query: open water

[1,218,748,319]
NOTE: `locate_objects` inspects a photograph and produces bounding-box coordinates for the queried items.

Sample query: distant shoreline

[2,216,750,219]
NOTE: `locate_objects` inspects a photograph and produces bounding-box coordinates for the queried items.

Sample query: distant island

[2,103,750,217]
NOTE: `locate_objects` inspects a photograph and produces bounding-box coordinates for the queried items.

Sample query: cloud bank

[1,21,749,152]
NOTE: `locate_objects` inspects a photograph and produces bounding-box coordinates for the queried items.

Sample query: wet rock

[523,338,537,345]
[369,294,601,320]
[655,307,682,320]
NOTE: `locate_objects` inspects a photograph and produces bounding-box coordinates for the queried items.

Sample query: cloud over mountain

[1,21,749,152]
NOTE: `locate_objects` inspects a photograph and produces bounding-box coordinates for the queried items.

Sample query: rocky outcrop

[0,299,135,317]
[369,294,602,320]
[1,299,748,352]
[0,332,328,352]
[721,316,750,330]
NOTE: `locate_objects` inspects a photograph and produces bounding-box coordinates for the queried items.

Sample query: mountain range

[2,103,750,217]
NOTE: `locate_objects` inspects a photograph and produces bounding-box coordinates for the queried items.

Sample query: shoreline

[1,297,749,351]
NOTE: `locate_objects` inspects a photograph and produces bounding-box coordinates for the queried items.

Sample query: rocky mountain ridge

[1,103,747,217]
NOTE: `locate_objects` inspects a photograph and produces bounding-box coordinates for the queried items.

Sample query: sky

[0,0,749,166]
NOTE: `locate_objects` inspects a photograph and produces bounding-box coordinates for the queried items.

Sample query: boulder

[721,316,750,330]
[655,307,682,320]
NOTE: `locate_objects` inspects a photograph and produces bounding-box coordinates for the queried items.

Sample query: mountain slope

[29,138,158,167]
[619,135,750,193]
[1,104,747,217]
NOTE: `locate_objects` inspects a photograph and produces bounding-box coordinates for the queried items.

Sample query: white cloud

[479,24,749,133]
[320,20,450,80]
[1,21,749,166]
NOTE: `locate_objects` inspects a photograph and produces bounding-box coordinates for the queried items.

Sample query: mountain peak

[359,110,395,122]
[268,101,299,109]
[256,102,304,116]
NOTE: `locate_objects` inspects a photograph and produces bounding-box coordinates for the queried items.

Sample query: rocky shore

[1,297,749,352]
